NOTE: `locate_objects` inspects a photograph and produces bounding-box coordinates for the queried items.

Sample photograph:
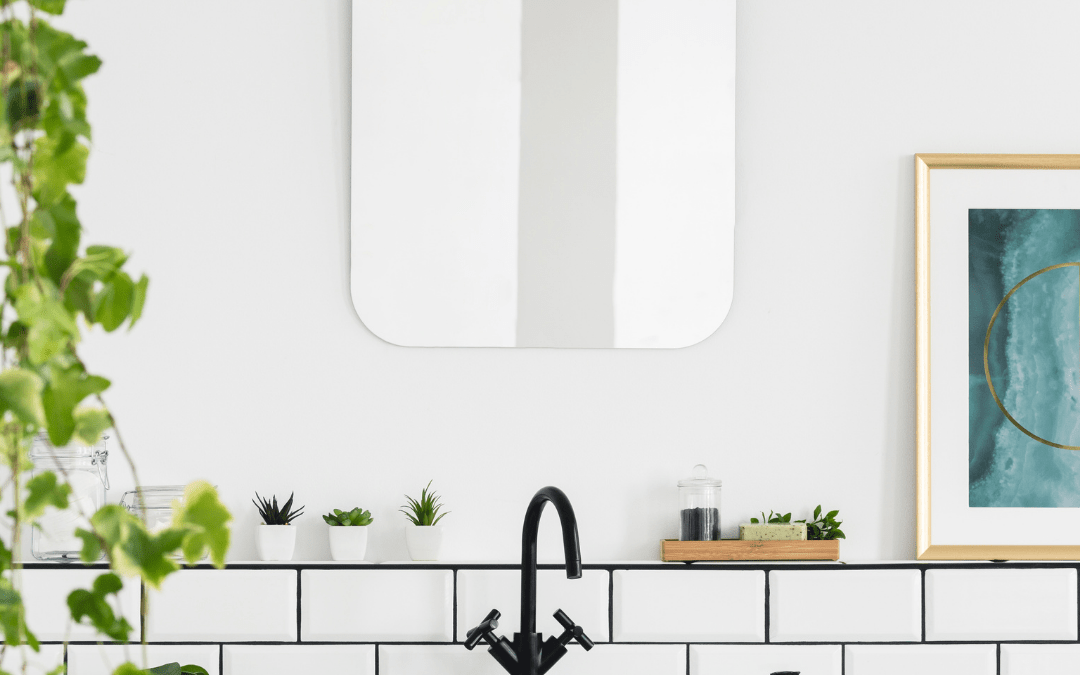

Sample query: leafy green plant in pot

[253,492,304,561]
[401,481,448,561]
[323,507,373,561]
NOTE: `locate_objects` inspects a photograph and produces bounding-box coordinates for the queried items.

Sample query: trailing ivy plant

[0,2,232,674]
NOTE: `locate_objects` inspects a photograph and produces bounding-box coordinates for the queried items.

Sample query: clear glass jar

[29,433,109,561]
[678,464,721,541]
[120,486,186,534]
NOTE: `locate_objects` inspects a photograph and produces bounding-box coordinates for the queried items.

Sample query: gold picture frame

[916,153,1080,560]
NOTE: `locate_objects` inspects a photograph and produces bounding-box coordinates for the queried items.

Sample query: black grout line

[63,644,68,673]
[452,570,458,642]
[375,643,380,675]
[218,643,223,675]
[996,643,1001,675]
[764,570,770,643]
[685,643,690,675]
[608,570,614,643]
[296,569,302,643]
[921,568,927,642]
[21,561,1080,571]
[39,639,1080,646]
[841,643,845,675]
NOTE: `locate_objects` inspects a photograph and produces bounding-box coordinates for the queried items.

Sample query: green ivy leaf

[0,577,38,648]
[32,133,88,208]
[112,663,145,675]
[73,407,112,445]
[146,664,181,675]
[0,369,46,425]
[75,527,102,563]
[13,285,79,365]
[42,194,81,285]
[180,667,210,675]
[28,0,67,15]
[129,275,148,328]
[93,271,134,332]
[87,505,185,588]
[23,471,71,521]
[174,481,231,568]
[42,364,110,446]
[67,572,133,642]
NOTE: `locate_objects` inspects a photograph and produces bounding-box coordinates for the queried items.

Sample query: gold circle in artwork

[983,262,1080,450]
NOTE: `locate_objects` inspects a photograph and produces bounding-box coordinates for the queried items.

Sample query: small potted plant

[323,507,374,561]
[401,480,448,561]
[253,492,304,561]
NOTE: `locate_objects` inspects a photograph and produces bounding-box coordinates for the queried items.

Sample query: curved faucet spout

[520,486,581,636]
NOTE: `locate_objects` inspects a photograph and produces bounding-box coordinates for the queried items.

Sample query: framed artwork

[917,154,1080,560]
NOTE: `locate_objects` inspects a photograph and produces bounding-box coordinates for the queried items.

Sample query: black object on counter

[680,507,720,541]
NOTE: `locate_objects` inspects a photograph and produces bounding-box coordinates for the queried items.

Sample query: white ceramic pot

[405,525,444,561]
[256,525,297,561]
[329,526,369,561]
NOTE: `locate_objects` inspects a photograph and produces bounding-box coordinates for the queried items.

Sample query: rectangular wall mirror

[351,0,735,348]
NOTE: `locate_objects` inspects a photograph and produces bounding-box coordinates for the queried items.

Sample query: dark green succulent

[400,480,448,526]
[323,507,373,527]
[253,492,304,525]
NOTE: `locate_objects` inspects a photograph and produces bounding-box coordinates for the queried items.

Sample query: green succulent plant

[323,507,373,527]
[400,480,448,527]
[253,492,304,525]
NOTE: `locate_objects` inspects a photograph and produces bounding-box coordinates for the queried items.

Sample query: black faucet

[464,486,594,675]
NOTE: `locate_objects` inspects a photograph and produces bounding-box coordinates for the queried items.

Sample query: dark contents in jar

[680,507,720,541]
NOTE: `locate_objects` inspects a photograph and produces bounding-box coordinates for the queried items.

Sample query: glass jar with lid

[678,464,721,541]
[29,432,109,561]
[120,486,205,560]
[120,485,186,534]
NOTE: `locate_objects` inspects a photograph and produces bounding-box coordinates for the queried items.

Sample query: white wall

[51,0,1080,563]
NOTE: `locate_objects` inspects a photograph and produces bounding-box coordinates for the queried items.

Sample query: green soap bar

[739,523,807,541]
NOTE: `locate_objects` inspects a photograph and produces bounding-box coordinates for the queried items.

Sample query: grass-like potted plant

[323,507,374,561]
[401,481,449,561]
[253,492,304,561]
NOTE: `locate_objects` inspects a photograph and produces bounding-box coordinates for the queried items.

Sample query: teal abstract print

[970,209,1080,507]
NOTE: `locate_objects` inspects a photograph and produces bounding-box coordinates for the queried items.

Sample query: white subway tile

[691,644,841,675]
[846,645,996,675]
[69,644,220,675]
[22,568,140,641]
[770,570,921,641]
[223,645,374,675]
[379,645,683,675]
[146,569,297,641]
[613,570,764,642]
[1001,644,1080,675]
[0,644,63,674]
[456,569,609,642]
[301,570,453,641]
[379,645,514,675]
[926,568,1077,641]
[549,645,684,675]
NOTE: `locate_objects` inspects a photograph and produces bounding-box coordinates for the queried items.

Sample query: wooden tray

[661,539,840,562]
